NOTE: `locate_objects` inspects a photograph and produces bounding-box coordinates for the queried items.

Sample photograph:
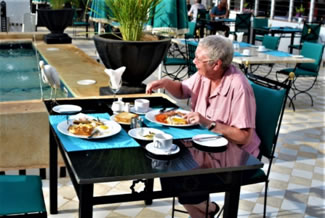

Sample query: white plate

[192,134,228,147]
[128,128,164,141]
[145,109,195,127]
[145,142,180,155]
[77,79,96,85]
[130,106,152,115]
[52,104,82,114]
[57,118,121,139]
[291,55,304,58]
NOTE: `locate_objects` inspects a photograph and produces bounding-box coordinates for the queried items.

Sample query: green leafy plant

[295,4,305,16]
[105,0,162,41]
[50,0,80,10]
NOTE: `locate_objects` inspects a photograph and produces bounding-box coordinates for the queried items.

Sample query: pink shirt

[181,65,261,157]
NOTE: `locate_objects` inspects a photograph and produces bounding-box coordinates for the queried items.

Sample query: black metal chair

[276,42,324,109]
[288,22,321,53]
[72,9,90,38]
[0,175,47,217]
[229,13,252,43]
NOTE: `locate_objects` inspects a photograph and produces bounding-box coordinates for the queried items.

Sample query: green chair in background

[288,22,321,53]
[250,35,280,76]
[253,17,268,43]
[229,13,252,43]
[186,41,198,77]
[244,73,292,218]
[276,42,324,109]
[0,175,47,217]
[72,9,90,38]
[184,21,197,39]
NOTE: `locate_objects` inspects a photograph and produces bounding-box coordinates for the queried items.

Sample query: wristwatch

[208,121,216,131]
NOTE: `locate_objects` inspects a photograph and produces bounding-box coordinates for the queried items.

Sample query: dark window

[314,0,325,23]
[230,0,241,11]
[258,0,271,17]
[274,0,290,19]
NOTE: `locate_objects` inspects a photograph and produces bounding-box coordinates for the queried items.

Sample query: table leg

[289,33,295,54]
[79,184,94,218]
[223,173,242,218]
[144,179,154,205]
[252,29,256,45]
[49,128,58,214]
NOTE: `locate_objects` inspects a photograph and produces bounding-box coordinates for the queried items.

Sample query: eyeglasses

[194,56,214,64]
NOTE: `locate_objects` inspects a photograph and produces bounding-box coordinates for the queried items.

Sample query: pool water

[0,43,68,102]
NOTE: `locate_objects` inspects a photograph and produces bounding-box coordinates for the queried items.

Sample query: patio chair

[72,9,90,38]
[229,13,252,43]
[250,35,280,76]
[276,42,324,109]
[0,175,47,217]
[186,41,198,77]
[288,22,321,54]
[196,9,209,37]
[162,23,196,80]
[253,17,268,43]
[243,72,292,218]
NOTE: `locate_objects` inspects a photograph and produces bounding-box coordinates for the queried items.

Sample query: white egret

[39,60,60,101]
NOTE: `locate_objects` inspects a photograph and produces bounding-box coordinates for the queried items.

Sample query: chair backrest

[300,22,321,44]
[185,21,197,39]
[297,42,325,75]
[253,17,268,28]
[247,73,291,160]
[262,35,280,50]
[235,13,251,32]
[197,9,208,24]
[186,41,198,77]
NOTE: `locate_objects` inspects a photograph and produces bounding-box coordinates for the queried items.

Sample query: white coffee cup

[233,43,240,50]
[153,133,173,151]
[258,45,266,52]
[134,99,150,113]
[111,101,124,114]
[243,49,250,56]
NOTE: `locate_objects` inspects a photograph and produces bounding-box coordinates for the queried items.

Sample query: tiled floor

[12,27,325,217]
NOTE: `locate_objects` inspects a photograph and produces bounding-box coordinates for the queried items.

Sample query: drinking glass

[109,79,122,100]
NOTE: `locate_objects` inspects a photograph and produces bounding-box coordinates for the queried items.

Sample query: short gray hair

[198,35,234,69]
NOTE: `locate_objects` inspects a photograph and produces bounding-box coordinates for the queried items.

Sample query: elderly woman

[146,35,260,218]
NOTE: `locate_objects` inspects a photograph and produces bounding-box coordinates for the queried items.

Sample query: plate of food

[128,127,164,141]
[57,115,121,139]
[52,104,82,114]
[111,112,138,125]
[145,109,195,127]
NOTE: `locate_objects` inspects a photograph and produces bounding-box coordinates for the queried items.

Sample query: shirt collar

[209,65,233,97]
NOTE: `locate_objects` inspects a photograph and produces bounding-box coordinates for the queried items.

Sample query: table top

[46,95,263,185]
[254,26,302,33]
[232,46,314,65]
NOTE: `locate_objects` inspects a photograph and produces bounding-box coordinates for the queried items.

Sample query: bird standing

[39,61,60,101]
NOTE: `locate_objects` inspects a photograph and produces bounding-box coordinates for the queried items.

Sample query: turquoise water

[0,43,67,102]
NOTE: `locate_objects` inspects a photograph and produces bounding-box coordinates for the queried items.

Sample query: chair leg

[205,198,210,218]
[263,180,269,218]
[172,197,176,218]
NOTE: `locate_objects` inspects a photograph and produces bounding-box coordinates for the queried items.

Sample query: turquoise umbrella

[148,0,189,36]
[88,0,110,24]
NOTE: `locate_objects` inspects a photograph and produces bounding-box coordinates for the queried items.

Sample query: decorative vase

[37,8,74,44]
[93,33,171,94]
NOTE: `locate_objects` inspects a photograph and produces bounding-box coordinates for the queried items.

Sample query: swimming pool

[0,42,68,102]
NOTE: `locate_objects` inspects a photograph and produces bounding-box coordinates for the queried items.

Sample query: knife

[194,135,223,142]
[88,129,100,139]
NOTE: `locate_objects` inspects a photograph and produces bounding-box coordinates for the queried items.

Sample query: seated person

[188,0,206,22]
[208,0,230,36]
[146,35,260,218]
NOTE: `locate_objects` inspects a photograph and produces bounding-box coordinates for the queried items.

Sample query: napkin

[104,66,126,89]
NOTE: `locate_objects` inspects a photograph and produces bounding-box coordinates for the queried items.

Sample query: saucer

[130,106,151,115]
[145,142,180,156]
[52,104,82,114]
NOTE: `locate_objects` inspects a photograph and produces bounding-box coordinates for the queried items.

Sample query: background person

[146,35,260,218]
[188,0,206,22]
[208,0,230,36]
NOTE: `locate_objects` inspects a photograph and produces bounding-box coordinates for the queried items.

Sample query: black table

[252,26,302,53]
[45,95,263,218]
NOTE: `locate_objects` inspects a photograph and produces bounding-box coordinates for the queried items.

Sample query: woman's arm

[146,78,185,99]
[211,122,253,145]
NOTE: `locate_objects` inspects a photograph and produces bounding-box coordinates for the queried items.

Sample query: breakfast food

[68,119,108,137]
[114,112,138,124]
[155,111,188,125]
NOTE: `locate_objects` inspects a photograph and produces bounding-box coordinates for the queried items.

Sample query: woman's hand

[184,112,210,127]
[146,79,167,94]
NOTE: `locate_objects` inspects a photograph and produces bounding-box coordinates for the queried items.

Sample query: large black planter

[37,8,74,44]
[94,33,171,93]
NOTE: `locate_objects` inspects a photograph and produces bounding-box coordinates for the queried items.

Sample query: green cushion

[299,42,324,73]
[255,36,264,41]
[249,81,286,157]
[164,58,187,65]
[0,175,46,215]
[262,35,280,50]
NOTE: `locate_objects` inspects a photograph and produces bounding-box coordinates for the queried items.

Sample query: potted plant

[37,0,78,44]
[295,4,305,18]
[93,0,171,94]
